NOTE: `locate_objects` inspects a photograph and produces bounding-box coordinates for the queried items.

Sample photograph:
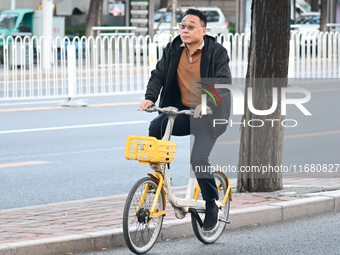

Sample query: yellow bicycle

[123,106,232,254]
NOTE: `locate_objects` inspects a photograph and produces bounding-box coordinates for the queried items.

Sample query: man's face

[179,15,206,45]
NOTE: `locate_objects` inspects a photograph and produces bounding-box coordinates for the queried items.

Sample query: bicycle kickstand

[189,208,204,228]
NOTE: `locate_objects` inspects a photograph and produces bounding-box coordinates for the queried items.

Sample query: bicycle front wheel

[191,171,230,244]
[123,177,164,254]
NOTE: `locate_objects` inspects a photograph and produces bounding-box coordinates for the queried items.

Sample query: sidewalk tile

[0,179,339,246]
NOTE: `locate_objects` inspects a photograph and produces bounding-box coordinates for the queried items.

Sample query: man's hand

[194,104,211,118]
[140,100,154,112]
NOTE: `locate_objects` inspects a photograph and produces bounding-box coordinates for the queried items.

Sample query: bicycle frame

[123,106,233,255]
[136,108,232,221]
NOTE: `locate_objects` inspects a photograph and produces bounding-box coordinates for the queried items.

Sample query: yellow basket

[125,135,177,164]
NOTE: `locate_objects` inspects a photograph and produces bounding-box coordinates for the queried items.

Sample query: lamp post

[11,0,15,9]
[42,0,53,70]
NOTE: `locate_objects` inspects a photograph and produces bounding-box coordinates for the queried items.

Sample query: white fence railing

[0,32,339,101]
[290,31,340,78]
[0,35,153,101]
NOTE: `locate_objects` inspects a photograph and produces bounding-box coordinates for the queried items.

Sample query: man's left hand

[194,105,211,118]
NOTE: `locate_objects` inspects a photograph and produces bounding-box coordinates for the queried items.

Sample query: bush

[229,22,236,34]
[65,25,86,37]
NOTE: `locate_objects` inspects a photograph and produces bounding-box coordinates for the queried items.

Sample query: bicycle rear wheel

[191,171,230,244]
[123,177,164,254]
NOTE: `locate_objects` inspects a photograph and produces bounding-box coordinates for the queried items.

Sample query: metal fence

[0,32,339,101]
[0,35,152,102]
[290,31,340,78]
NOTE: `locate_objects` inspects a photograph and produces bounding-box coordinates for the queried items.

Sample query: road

[75,211,340,255]
[0,80,339,210]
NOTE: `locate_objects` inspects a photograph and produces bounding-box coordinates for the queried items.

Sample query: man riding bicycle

[140,8,231,232]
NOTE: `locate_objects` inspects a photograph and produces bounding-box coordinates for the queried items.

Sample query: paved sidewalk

[0,177,339,255]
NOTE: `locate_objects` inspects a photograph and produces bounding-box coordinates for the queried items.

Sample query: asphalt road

[75,211,340,255]
[0,80,339,210]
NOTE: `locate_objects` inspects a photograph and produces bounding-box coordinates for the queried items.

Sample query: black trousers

[149,111,219,201]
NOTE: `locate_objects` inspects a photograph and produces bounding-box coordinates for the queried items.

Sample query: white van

[153,6,229,37]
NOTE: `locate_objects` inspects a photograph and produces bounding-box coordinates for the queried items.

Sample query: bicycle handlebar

[144,104,212,116]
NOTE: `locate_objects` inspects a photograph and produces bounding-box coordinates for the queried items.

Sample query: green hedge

[229,22,235,34]
[65,25,86,37]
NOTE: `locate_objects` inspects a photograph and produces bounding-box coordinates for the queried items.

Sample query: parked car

[153,6,229,38]
[0,9,64,64]
[295,3,320,18]
[292,14,320,33]
[291,15,321,57]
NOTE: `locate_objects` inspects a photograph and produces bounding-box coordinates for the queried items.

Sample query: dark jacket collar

[170,35,217,78]
[171,34,216,53]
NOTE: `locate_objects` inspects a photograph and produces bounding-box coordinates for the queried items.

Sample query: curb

[0,190,339,255]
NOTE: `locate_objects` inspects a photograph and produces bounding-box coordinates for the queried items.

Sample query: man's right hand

[140,100,154,112]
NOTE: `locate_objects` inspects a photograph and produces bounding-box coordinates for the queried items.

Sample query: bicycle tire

[123,177,164,254]
[191,171,230,244]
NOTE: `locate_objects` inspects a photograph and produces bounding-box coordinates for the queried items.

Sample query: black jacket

[145,35,231,138]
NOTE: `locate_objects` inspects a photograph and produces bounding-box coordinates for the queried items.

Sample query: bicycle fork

[136,172,166,224]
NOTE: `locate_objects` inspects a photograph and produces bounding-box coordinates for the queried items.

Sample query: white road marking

[0,121,148,134]
[0,147,126,161]
[0,141,189,161]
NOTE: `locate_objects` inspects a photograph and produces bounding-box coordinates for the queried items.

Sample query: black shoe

[203,199,219,232]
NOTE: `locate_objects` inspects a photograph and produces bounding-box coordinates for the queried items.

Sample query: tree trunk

[237,0,254,193]
[310,0,320,12]
[160,0,168,8]
[320,0,327,31]
[237,0,290,192]
[85,0,104,37]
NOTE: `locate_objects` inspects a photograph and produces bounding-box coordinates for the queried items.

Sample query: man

[140,9,231,231]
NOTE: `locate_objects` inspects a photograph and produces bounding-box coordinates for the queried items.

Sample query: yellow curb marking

[0,101,141,113]
[1,106,65,113]
[216,140,241,145]
[309,87,340,93]
[0,87,339,113]
[284,130,340,139]
[217,129,340,145]
[88,101,141,107]
[0,161,51,169]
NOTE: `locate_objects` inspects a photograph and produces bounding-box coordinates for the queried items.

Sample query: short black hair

[184,8,207,27]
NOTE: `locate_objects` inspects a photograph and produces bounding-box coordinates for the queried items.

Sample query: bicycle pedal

[218,219,230,224]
